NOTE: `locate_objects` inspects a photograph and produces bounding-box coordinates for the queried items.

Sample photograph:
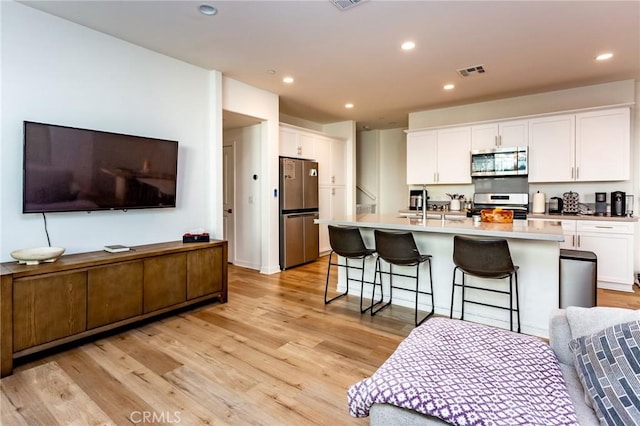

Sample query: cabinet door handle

[572,235,575,247]
[571,167,574,180]
[495,135,499,147]
[331,188,335,195]
[331,176,335,184]
[576,167,579,180]
[577,235,581,247]
[595,225,614,229]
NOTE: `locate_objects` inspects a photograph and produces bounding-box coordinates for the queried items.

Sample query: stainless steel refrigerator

[279,157,319,270]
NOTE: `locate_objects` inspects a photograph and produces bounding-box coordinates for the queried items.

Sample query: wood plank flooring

[2,258,639,425]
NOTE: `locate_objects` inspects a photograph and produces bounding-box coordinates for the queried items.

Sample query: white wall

[356,131,379,206]
[0,2,219,261]
[223,125,262,270]
[357,128,408,214]
[222,78,280,274]
[379,129,408,214]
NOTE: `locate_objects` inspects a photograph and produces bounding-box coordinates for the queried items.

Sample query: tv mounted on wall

[23,121,178,213]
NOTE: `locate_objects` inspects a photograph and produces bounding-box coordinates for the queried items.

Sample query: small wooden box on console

[0,240,227,377]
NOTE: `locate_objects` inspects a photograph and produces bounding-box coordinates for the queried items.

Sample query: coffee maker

[611,191,626,216]
[595,192,607,216]
[409,189,427,210]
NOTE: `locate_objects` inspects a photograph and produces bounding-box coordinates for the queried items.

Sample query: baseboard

[597,281,634,293]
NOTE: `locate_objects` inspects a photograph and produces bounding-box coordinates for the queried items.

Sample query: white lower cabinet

[532,218,636,292]
[574,221,635,291]
[319,186,346,254]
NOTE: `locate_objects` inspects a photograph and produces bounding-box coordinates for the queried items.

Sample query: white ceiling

[19,0,640,130]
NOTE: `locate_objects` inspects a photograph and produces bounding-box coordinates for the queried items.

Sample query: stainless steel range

[467,193,529,219]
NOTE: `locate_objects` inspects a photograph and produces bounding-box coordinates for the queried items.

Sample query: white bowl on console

[11,247,65,265]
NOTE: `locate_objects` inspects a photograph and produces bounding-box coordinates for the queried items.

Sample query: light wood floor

[2,258,639,425]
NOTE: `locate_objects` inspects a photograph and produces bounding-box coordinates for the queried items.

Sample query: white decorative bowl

[10,247,65,265]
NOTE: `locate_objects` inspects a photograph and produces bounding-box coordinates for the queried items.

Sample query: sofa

[359,307,639,425]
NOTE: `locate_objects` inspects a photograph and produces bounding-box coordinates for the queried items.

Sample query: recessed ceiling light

[266,69,276,75]
[595,52,613,61]
[443,83,455,90]
[345,103,354,109]
[401,41,415,51]
[283,76,294,84]
[198,4,217,15]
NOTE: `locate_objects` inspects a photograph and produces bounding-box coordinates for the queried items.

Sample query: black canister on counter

[611,191,626,216]
[595,192,607,216]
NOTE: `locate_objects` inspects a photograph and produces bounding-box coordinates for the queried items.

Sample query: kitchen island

[317,214,564,337]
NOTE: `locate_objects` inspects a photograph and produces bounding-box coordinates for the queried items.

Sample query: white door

[223,144,235,264]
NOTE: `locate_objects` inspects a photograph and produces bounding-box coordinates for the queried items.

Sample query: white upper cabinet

[528,114,575,182]
[529,107,630,183]
[406,127,471,185]
[279,126,315,159]
[575,108,630,182]
[471,119,528,150]
[407,130,437,184]
[316,136,345,186]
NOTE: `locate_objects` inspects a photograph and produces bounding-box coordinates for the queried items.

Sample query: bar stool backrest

[374,230,422,266]
[453,236,515,278]
[328,225,370,258]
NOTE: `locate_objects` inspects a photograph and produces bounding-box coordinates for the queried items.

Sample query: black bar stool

[325,225,377,313]
[370,230,434,326]
[450,235,520,332]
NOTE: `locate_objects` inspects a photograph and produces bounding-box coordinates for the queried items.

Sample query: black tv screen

[23,121,178,213]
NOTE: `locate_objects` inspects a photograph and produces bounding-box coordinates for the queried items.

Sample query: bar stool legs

[324,225,377,313]
[324,250,378,313]
[370,230,435,327]
[449,236,520,333]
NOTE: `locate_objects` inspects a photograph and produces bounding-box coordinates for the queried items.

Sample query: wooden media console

[0,240,227,377]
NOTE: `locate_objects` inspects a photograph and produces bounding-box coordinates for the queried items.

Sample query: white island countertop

[317,213,565,242]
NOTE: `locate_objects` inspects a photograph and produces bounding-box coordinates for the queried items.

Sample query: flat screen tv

[23,121,178,213]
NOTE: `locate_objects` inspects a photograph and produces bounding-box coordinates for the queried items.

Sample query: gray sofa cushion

[558,364,600,426]
[550,309,575,365]
[570,320,640,426]
[566,306,640,339]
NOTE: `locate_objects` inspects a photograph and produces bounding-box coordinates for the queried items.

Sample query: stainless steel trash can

[559,249,597,308]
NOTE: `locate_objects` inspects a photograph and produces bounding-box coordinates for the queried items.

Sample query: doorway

[222,144,235,264]
[222,110,263,269]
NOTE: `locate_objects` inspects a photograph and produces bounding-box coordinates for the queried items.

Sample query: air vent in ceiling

[331,0,366,11]
[457,65,486,77]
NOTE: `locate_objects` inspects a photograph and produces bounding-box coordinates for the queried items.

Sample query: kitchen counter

[332,213,563,241]
[528,212,638,222]
[401,209,638,222]
[317,214,563,338]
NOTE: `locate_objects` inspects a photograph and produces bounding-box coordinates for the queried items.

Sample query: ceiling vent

[457,65,486,77]
[331,0,366,11]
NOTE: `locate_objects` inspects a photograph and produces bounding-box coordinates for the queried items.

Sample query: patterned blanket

[348,318,578,425]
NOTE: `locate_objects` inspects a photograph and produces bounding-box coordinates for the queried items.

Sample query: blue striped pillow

[569,320,640,426]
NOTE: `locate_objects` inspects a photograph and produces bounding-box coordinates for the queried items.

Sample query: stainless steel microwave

[470,146,528,177]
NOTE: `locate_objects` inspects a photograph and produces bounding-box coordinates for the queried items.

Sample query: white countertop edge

[398,210,638,222]
[317,214,565,242]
